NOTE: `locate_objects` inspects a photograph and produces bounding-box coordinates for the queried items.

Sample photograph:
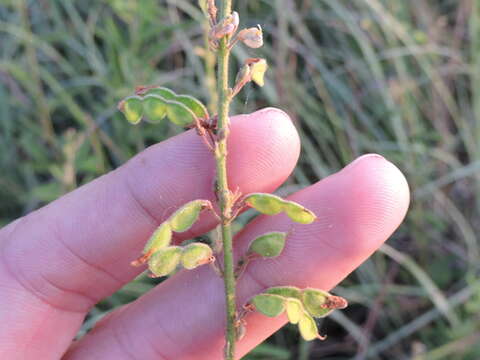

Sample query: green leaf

[249,231,286,258]
[302,288,333,318]
[252,294,286,317]
[143,222,172,255]
[244,193,286,215]
[168,200,208,232]
[165,100,197,127]
[298,312,320,341]
[284,201,316,224]
[285,298,303,324]
[265,286,302,300]
[148,246,182,277]
[181,242,213,270]
[143,94,168,123]
[119,96,143,124]
[175,94,209,120]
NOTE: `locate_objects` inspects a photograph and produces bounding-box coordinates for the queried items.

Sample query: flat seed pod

[119,96,143,124]
[148,246,182,277]
[169,200,208,233]
[284,201,317,224]
[165,100,197,127]
[143,222,172,255]
[286,298,303,324]
[302,288,333,318]
[181,242,214,270]
[298,312,320,341]
[265,286,302,299]
[143,94,168,123]
[175,94,209,120]
[249,232,286,258]
[252,294,285,317]
[143,86,176,100]
[244,193,286,215]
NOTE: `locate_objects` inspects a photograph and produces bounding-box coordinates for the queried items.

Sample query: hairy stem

[215,1,236,359]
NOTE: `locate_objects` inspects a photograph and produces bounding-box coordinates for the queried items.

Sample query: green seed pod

[118,96,143,124]
[143,94,168,123]
[244,193,286,215]
[285,298,303,324]
[248,232,286,258]
[252,294,286,317]
[302,288,333,318]
[175,94,209,120]
[142,86,176,100]
[143,222,172,255]
[169,200,209,233]
[165,100,197,127]
[298,312,320,341]
[284,201,316,224]
[148,246,182,277]
[181,242,214,270]
[265,286,302,300]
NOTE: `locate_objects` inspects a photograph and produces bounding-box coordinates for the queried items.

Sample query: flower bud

[238,25,263,48]
[248,231,286,258]
[285,298,303,324]
[244,193,285,215]
[168,200,210,233]
[210,11,239,39]
[252,294,285,317]
[249,58,268,87]
[284,201,316,224]
[118,96,143,124]
[181,242,214,270]
[148,246,182,278]
[265,286,302,299]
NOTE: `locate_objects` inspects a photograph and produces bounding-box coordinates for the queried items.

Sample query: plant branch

[215,0,236,359]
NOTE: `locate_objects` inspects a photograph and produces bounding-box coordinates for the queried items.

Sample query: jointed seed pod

[265,286,302,300]
[181,242,214,270]
[168,200,210,232]
[251,294,285,317]
[118,96,143,124]
[143,94,168,123]
[298,312,322,341]
[285,298,303,324]
[131,222,173,266]
[175,95,210,120]
[302,288,333,318]
[284,201,316,224]
[143,222,172,254]
[244,193,285,215]
[148,246,182,277]
[248,232,286,258]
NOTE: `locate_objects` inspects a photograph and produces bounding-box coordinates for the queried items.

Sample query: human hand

[0,108,409,359]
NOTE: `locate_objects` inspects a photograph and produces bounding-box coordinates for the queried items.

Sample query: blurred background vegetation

[1,0,480,358]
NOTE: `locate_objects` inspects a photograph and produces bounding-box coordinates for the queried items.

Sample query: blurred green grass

[1,0,480,358]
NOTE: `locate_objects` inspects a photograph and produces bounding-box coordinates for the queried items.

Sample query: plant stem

[215,1,235,359]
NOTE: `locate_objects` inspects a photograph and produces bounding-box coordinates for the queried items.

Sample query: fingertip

[333,153,410,255]
[227,107,300,192]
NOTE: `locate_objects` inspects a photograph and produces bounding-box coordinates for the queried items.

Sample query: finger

[0,108,300,360]
[64,154,409,360]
